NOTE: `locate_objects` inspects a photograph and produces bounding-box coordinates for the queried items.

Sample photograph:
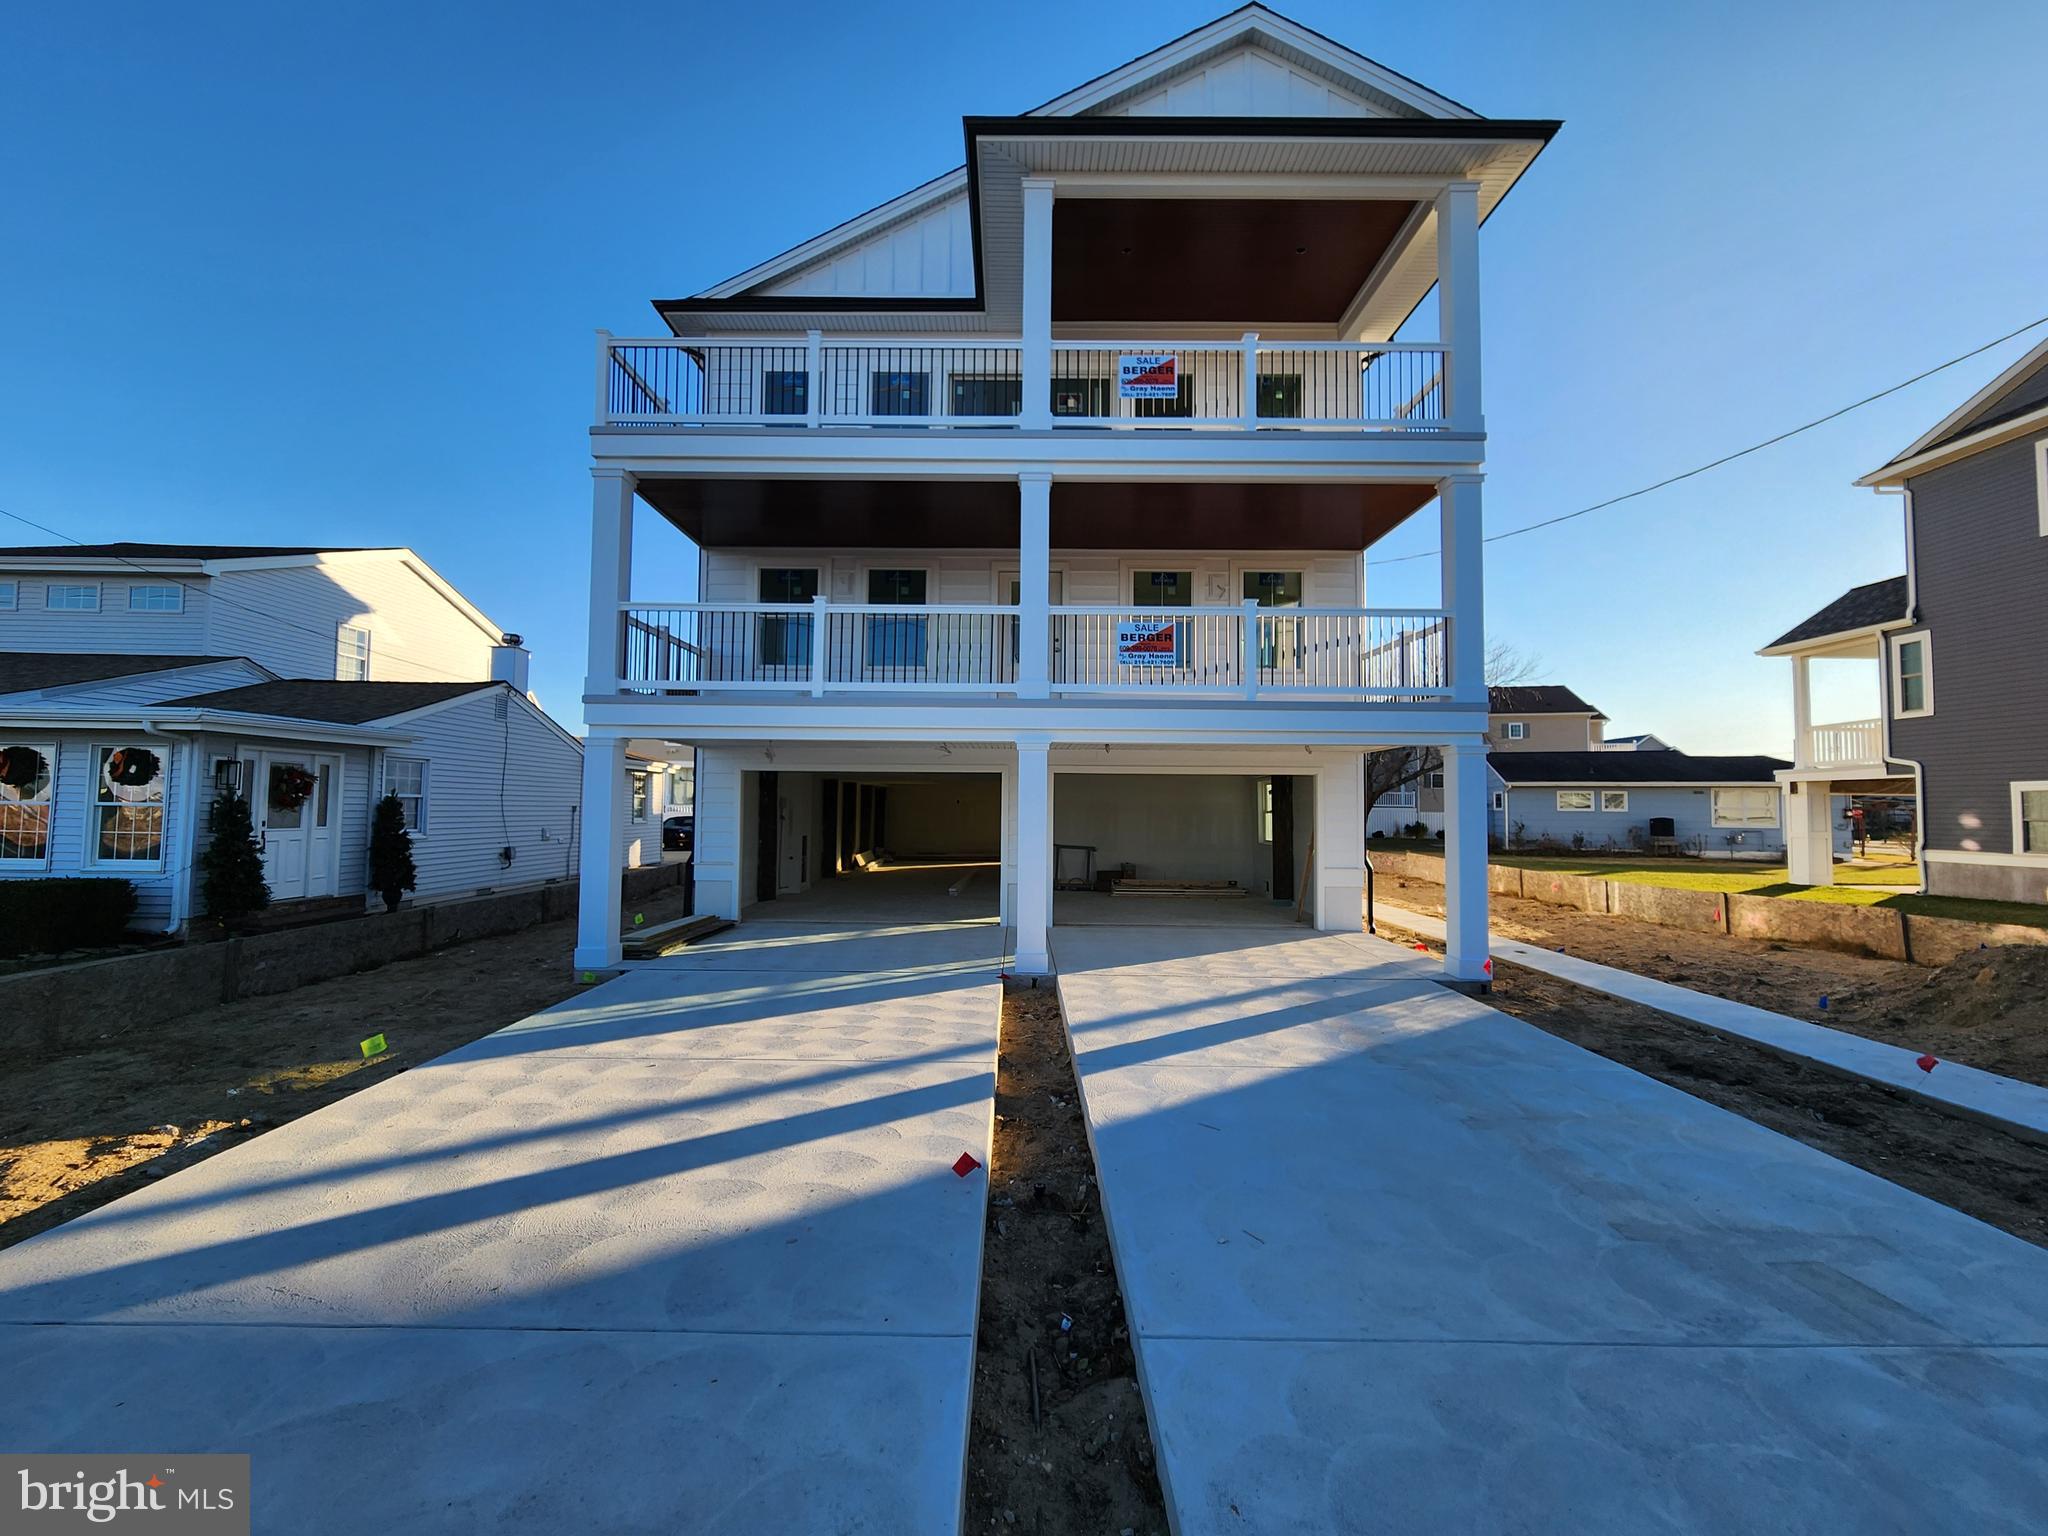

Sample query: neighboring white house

[575,5,1560,982]
[0,542,597,930]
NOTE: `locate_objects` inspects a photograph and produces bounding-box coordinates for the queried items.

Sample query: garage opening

[1052,772,1314,927]
[741,769,1002,922]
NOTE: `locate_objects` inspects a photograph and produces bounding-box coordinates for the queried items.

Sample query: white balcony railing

[1803,718,1883,768]
[617,602,1450,700]
[599,335,1448,433]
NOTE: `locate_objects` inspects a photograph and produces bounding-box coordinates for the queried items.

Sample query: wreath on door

[269,763,318,811]
[0,745,48,793]
[106,746,162,787]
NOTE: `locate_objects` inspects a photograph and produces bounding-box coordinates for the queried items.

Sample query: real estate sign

[1116,620,1180,667]
[1118,353,1179,399]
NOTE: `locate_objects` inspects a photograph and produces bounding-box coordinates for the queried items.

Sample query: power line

[0,504,490,682]
[1374,313,2048,565]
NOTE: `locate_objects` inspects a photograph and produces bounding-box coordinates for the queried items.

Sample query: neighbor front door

[259,752,340,901]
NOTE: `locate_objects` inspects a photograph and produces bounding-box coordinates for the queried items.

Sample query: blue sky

[3,1,2043,749]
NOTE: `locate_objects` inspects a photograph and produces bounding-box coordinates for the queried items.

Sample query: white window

[1712,788,1779,827]
[1600,790,1629,812]
[1504,721,1527,740]
[90,744,166,865]
[1256,778,1274,844]
[46,582,100,611]
[1891,632,1932,718]
[630,773,650,822]
[386,756,427,831]
[126,583,184,612]
[1423,771,1445,790]
[0,742,56,865]
[337,623,373,681]
[1490,791,1506,811]
[1556,790,1595,811]
[2012,783,2048,855]
[0,580,16,610]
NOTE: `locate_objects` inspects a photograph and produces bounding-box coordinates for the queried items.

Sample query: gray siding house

[1770,338,2048,903]
[1485,750,1821,857]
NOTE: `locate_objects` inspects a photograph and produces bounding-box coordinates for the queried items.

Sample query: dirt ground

[1380,873,2048,1088]
[966,985,1166,1536]
[0,886,696,1250]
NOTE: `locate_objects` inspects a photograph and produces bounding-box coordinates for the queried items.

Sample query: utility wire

[0,503,491,682]
[1374,313,2048,564]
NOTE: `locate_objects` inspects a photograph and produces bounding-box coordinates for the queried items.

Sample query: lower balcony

[1799,718,1883,770]
[616,602,1450,702]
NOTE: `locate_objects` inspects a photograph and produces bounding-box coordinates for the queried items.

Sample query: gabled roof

[164,680,499,725]
[0,653,246,695]
[1490,751,1789,786]
[1859,335,2048,484]
[0,543,388,561]
[1489,685,1606,719]
[1760,576,1909,653]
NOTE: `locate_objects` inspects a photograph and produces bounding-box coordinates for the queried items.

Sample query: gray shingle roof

[165,680,497,724]
[1765,577,1908,651]
[1488,685,1606,719]
[0,653,243,694]
[1489,751,1788,786]
[0,543,388,561]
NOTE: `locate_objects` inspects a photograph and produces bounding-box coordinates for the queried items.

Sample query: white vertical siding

[1107,45,1382,118]
[379,689,586,900]
[759,195,975,299]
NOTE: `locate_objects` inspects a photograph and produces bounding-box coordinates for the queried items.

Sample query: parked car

[662,814,693,852]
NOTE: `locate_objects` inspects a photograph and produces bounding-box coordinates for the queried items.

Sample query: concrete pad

[0,912,1001,1533]
[1056,922,2048,1533]
[1377,901,2048,1145]
[0,1323,972,1536]
[636,918,1008,976]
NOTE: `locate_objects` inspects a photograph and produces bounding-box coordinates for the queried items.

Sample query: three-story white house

[575,6,1557,979]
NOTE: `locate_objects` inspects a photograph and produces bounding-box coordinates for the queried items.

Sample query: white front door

[259,752,341,900]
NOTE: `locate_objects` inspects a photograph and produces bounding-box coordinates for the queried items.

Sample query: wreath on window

[106,746,162,787]
[269,763,317,811]
[0,745,48,792]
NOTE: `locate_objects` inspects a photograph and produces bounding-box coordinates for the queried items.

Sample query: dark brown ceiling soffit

[654,114,1561,333]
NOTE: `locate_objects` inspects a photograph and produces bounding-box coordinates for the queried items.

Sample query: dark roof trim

[1762,576,1910,653]
[1489,750,1790,787]
[659,112,1559,331]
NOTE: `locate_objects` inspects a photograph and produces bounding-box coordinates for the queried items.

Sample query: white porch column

[586,468,636,697]
[1312,753,1366,931]
[1018,471,1051,698]
[1790,654,1813,765]
[1439,474,1486,706]
[1014,735,1053,975]
[1020,178,1055,430]
[1785,779,1836,887]
[574,735,627,972]
[1442,740,1492,985]
[1434,181,1483,433]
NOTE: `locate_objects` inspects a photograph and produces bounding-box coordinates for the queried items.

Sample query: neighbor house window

[1256,778,1274,844]
[1712,788,1778,827]
[46,583,99,611]
[762,369,809,416]
[126,583,183,612]
[1504,721,1527,740]
[757,567,820,669]
[386,756,427,831]
[630,773,650,822]
[0,580,16,610]
[2013,783,2048,855]
[0,742,55,864]
[1892,633,1931,718]
[337,623,372,681]
[1600,790,1629,812]
[92,744,166,864]
[1491,791,1506,811]
[1425,771,1445,790]
[1556,790,1595,811]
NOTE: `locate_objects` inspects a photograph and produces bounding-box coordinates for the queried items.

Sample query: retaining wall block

[1901,913,2048,968]
[1725,894,1910,962]
[1608,881,1727,934]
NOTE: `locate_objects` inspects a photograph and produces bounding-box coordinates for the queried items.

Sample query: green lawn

[1367,840,2048,930]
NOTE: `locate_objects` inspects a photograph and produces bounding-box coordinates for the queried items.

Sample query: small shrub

[1510,820,1527,848]
[1369,829,1385,841]
[1570,831,1586,851]
[369,795,418,912]
[1434,828,1445,841]
[0,878,138,957]
[200,791,270,923]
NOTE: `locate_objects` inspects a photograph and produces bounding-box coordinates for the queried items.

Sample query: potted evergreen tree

[369,794,417,913]
[200,790,270,925]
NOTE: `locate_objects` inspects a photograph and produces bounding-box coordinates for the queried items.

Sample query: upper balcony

[598,334,1449,435]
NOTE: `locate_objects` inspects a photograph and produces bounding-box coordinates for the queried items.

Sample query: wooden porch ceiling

[1053,198,1419,325]
[637,478,1436,551]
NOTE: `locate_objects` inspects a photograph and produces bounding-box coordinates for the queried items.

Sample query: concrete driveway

[1054,924,2048,1535]
[0,915,1004,1533]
